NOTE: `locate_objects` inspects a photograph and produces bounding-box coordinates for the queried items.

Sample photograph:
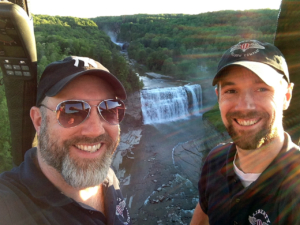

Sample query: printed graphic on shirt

[249,209,270,225]
[116,197,130,224]
[230,42,265,58]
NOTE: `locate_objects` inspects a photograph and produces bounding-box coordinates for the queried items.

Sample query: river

[107,46,221,223]
[111,68,210,224]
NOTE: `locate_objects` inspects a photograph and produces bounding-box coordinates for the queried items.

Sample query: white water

[106,30,124,47]
[141,84,202,124]
[184,84,202,116]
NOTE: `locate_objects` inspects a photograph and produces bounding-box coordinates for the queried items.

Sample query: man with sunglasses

[0,56,131,224]
[190,40,300,224]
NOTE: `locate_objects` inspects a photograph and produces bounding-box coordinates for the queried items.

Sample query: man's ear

[30,106,42,136]
[283,83,294,110]
[215,87,219,102]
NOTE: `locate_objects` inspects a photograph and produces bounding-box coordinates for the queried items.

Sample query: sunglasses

[40,99,126,128]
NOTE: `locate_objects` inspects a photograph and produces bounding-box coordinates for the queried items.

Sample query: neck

[235,132,285,173]
[36,149,106,213]
[68,184,105,213]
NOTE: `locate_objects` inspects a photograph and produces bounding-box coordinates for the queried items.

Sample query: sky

[28,0,282,18]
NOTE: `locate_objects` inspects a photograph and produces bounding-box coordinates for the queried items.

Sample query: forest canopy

[93,9,279,80]
[33,15,143,92]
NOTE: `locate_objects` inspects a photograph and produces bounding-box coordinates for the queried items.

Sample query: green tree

[0,81,13,172]
[161,58,175,75]
[33,15,142,93]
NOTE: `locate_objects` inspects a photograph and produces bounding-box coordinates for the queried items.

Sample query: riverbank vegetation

[203,103,226,133]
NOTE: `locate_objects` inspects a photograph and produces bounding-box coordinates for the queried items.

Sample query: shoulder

[0,167,30,202]
[0,154,41,224]
[200,142,234,184]
[0,186,13,224]
[0,179,26,224]
[279,143,300,193]
[205,142,233,164]
[0,167,22,195]
[200,142,233,183]
[283,142,300,169]
[0,180,42,225]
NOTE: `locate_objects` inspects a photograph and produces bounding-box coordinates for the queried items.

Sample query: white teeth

[236,119,258,126]
[75,144,101,153]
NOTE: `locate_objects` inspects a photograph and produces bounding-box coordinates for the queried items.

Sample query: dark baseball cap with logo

[36,56,127,105]
[212,40,290,86]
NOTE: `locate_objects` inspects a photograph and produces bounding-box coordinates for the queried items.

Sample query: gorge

[140,84,202,124]
[112,72,230,224]
[107,32,226,224]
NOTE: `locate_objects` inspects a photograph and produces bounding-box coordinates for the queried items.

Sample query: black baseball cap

[212,40,290,86]
[36,56,127,105]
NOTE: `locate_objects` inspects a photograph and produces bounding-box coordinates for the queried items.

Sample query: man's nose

[80,106,105,136]
[235,91,256,110]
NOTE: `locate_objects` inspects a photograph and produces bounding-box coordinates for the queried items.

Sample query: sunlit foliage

[93,9,279,80]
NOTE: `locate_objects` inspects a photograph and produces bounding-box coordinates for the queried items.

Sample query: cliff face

[173,117,231,187]
[198,77,218,112]
[121,91,143,130]
[202,118,232,150]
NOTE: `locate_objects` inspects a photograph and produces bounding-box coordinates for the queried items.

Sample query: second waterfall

[140,84,202,124]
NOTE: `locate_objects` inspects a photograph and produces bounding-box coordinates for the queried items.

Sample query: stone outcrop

[122,42,130,51]
[112,91,143,179]
[138,173,198,225]
[122,91,143,130]
[173,117,231,188]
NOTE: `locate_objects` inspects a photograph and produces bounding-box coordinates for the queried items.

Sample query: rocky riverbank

[111,91,231,224]
[173,118,231,188]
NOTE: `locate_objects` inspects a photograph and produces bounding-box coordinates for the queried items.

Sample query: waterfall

[106,30,124,48]
[140,84,202,124]
[184,84,202,116]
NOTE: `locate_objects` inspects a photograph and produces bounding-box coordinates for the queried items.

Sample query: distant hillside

[33,15,143,93]
[93,9,279,80]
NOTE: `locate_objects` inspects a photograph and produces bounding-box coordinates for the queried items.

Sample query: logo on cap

[230,42,265,58]
[73,57,97,68]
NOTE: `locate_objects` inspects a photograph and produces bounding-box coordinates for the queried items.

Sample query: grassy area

[202,103,226,133]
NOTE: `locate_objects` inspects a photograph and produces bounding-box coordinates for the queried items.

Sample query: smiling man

[190,40,300,225]
[0,56,131,224]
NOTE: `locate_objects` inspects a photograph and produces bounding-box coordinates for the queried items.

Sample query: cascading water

[141,84,202,124]
[184,84,202,116]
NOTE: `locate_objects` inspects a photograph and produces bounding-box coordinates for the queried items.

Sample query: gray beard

[38,119,118,188]
[225,110,277,150]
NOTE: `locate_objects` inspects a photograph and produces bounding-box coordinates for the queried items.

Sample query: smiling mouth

[234,118,260,126]
[75,144,102,153]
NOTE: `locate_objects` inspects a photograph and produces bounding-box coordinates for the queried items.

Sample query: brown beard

[38,116,119,188]
[225,110,277,150]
